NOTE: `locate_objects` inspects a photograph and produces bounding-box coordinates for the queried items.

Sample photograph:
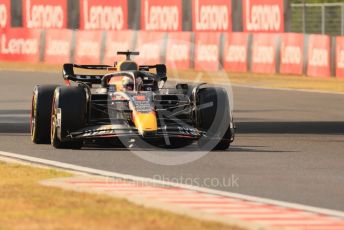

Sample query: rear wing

[63,63,113,84]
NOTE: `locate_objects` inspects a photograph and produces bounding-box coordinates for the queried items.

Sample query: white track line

[0,150,343,219]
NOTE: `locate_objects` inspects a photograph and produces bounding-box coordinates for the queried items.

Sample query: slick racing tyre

[31,85,59,144]
[197,87,232,151]
[51,86,86,149]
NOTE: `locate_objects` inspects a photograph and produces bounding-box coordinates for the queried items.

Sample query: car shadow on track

[236,121,344,135]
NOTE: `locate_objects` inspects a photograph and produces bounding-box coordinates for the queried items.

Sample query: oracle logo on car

[80,0,127,30]
[193,0,231,31]
[243,0,284,32]
[0,0,10,29]
[142,0,181,31]
[23,0,67,29]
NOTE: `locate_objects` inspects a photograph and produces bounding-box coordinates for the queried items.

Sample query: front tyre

[196,87,233,151]
[51,86,86,149]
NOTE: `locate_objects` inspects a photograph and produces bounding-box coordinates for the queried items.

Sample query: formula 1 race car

[30,51,234,150]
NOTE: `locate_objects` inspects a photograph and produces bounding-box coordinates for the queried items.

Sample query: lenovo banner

[0,28,41,62]
[307,34,331,77]
[165,32,192,70]
[134,31,166,65]
[243,0,284,33]
[223,33,249,72]
[44,29,72,64]
[141,0,182,31]
[103,30,134,65]
[280,33,304,75]
[74,30,102,64]
[192,0,232,32]
[80,0,127,30]
[0,0,10,29]
[251,33,278,74]
[336,36,344,78]
[194,32,221,71]
[22,0,67,29]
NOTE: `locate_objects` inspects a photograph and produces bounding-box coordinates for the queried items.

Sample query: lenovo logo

[24,0,65,29]
[1,34,38,54]
[0,3,7,28]
[194,0,230,31]
[244,0,283,32]
[143,0,180,31]
[225,45,246,63]
[253,45,274,64]
[309,48,328,67]
[281,45,301,65]
[82,0,126,30]
[197,42,218,62]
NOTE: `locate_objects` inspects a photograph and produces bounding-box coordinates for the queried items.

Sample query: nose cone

[133,111,157,136]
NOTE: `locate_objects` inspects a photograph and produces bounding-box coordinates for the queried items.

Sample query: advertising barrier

[307,34,331,77]
[0,28,41,62]
[192,0,232,32]
[335,36,344,79]
[0,0,10,29]
[74,30,102,64]
[141,0,182,31]
[44,29,72,64]
[134,31,166,65]
[80,0,127,30]
[165,32,192,70]
[194,32,221,71]
[251,33,278,73]
[223,32,249,72]
[103,30,134,65]
[243,0,284,33]
[280,33,304,75]
[22,0,67,29]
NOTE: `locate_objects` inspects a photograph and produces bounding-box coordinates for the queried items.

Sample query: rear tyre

[51,86,86,149]
[31,85,59,144]
[196,87,232,151]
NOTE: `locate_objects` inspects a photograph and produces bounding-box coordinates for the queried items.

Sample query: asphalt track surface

[1,70,344,212]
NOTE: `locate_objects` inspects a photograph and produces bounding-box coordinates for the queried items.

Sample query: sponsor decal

[80,0,127,30]
[193,0,232,32]
[142,0,182,31]
[23,0,67,29]
[104,30,133,64]
[194,32,221,71]
[134,31,165,65]
[243,0,284,32]
[280,33,304,75]
[307,34,330,77]
[0,28,40,62]
[251,33,278,73]
[0,0,10,29]
[165,32,191,69]
[74,30,102,64]
[223,33,248,72]
[44,29,72,64]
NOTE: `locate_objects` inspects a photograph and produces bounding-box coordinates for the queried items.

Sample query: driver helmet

[122,76,134,91]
